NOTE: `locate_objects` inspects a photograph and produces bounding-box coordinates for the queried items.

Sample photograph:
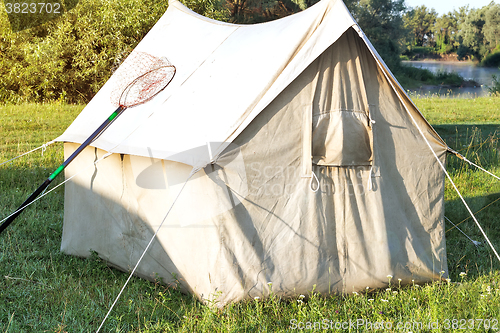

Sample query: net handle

[0,53,176,235]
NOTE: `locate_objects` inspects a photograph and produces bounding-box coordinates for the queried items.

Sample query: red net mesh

[110,51,176,107]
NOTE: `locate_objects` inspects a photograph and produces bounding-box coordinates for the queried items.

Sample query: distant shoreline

[417,80,480,90]
[403,53,469,63]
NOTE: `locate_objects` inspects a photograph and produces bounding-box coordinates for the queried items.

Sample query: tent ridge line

[103,24,242,162]
[169,0,245,27]
[210,1,359,162]
[359,20,500,265]
[354,27,447,148]
[214,17,359,165]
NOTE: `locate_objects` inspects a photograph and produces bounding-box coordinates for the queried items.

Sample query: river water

[402,60,500,98]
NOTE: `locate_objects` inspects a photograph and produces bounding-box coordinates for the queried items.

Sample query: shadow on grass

[1,121,499,331]
[0,164,192,332]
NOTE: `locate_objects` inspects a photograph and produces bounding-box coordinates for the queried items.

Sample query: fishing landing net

[0,52,177,236]
[110,51,176,108]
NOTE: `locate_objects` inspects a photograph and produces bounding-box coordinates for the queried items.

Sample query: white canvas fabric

[59,0,449,304]
[57,0,358,168]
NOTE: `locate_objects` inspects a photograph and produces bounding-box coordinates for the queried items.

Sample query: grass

[1,99,500,332]
[415,96,500,125]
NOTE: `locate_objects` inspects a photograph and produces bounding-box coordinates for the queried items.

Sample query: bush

[402,46,438,60]
[0,0,228,104]
[457,44,472,61]
[0,0,167,103]
[435,71,463,86]
[480,51,500,68]
[399,65,435,82]
[395,65,468,88]
[488,74,500,95]
[438,43,455,55]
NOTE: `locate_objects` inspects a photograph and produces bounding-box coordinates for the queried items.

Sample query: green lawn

[0,98,499,332]
[416,96,500,125]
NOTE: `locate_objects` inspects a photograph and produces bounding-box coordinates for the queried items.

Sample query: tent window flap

[312,109,372,166]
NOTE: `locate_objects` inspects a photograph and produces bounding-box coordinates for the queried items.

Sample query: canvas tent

[57,0,449,304]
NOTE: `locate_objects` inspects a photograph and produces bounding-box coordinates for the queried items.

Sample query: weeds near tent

[423,102,500,287]
[1,100,500,331]
[488,74,500,95]
[446,127,500,174]
[131,272,500,332]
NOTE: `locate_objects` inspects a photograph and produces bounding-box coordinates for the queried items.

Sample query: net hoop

[110,52,176,107]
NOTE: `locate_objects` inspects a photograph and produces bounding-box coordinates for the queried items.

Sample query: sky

[404,0,497,15]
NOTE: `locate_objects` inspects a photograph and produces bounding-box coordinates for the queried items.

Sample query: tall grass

[415,97,500,286]
[0,99,500,331]
[442,127,500,174]
[488,74,500,95]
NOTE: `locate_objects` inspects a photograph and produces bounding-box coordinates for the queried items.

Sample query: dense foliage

[403,3,500,65]
[0,0,228,104]
[0,0,170,103]
[346,0,406,71]
[0,0,499,103]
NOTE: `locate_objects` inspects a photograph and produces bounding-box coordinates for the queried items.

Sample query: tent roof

[57,0,443,168]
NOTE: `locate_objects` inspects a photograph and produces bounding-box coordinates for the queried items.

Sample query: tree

[224,0,310,23]
[483,2,500,50]
[433,13,458,53]
[346,0,407,70]
[0,0,228,103]
[403,5,438,47]
[457,6,487,60]
[223,0,408,70]
[0,0,411,103]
